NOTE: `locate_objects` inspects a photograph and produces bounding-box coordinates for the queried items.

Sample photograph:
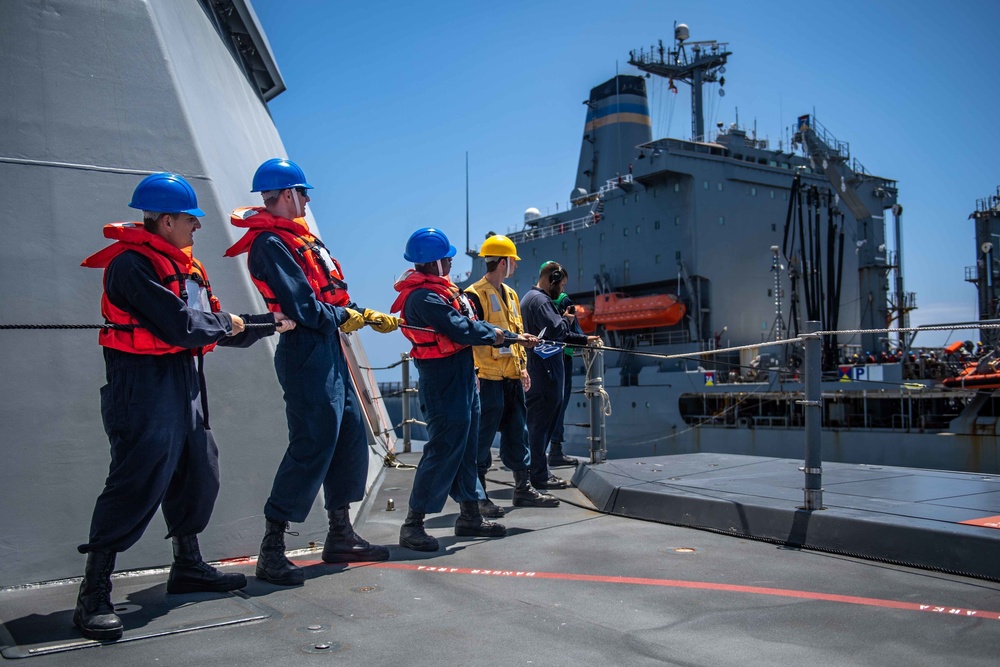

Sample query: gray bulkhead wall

[0,0,380,587]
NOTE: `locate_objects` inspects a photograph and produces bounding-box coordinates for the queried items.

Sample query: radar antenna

[628,22,730,142]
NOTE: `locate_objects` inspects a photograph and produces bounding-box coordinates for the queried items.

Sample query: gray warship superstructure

[460,24,1000,473]
[0,0,388,588]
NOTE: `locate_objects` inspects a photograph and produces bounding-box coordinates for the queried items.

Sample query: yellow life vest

[465,278,526,381]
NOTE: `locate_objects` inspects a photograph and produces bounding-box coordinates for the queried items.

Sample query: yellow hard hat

[478,234,520,260]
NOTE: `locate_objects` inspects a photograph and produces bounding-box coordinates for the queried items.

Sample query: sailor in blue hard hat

[75,172,293,641]
[226,158,399,586]
[388,228,538,551]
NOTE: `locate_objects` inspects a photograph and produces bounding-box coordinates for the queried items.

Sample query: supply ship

[459,23,1000,475]
[2,5,998,663]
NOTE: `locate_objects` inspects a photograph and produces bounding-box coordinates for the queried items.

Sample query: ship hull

[561,378,1000,474]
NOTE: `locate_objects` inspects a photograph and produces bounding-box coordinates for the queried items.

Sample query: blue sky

[250,0,1000,376]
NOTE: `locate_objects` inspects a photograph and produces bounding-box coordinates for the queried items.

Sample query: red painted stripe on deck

[304,561,999,620]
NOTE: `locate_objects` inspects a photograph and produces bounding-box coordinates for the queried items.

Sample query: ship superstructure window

[719,216,725,225]
[655,254,661,264]
[675,251,681,260]
[704,180,709,190]
[717,182,724,192]
[634,194,639,203]
[674,216,680,226]
[623,227,629,237]
[674,183,680,193]
[750,187,757,196]
[770,190,775,199]
[771,223,776,232]
[600,232,606,242]
[562,241,567,251]
[635,225,640,235]
[654,220,661,230]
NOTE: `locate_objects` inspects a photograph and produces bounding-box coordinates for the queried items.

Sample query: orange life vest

[81,223,222,355]
[390,269,473,359]
[225,208,350,311]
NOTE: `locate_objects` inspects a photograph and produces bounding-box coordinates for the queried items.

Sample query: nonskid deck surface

[574,453,1000,580]
[2,452,998,666]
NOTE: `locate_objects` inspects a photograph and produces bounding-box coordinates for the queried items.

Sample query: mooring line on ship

[0,322,275,331]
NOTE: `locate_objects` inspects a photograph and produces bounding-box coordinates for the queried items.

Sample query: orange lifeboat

[575,304,596,334]
[589,292,686,331]
[943,359,1000,389]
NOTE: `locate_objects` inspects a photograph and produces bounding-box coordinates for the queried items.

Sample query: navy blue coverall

[247,233,369,523]
[80,251,273,554]
[520,287,589,485]
[401,288,513,514]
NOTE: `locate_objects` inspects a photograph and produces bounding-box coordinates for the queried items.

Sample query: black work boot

[547,441,578,468]
[454,501,507,537]
[73,551,123,641]
[256,519,305,586]
[532,474,569,490]
[512,469,560,507]
[478,471,505,518]
[167,534,247,594]
[399,510,440,552]
[322,506,390,563]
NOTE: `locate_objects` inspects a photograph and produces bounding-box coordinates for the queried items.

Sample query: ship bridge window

[780,162,790,169]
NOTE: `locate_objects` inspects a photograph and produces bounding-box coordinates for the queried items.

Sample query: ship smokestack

[575,75,651,195]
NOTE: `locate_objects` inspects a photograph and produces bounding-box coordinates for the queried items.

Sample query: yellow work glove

[363,308,400,334]
[339,308,366,333]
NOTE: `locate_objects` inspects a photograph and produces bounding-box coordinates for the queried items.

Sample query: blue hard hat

[404,228,457,263]
[128,172,205,216]
[251,158,314,192]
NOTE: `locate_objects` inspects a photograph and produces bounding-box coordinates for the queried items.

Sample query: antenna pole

[465,151,471,256]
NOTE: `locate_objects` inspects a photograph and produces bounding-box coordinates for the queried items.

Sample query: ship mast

[628,22,730,142]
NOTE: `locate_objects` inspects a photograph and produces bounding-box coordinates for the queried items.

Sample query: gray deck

[573,453,1000,581]
[2,452,999,666]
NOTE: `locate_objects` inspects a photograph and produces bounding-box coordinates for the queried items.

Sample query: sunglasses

[294,187,309,196]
